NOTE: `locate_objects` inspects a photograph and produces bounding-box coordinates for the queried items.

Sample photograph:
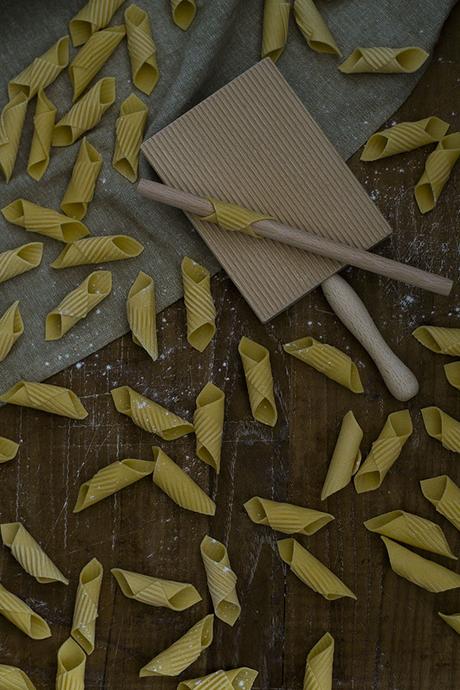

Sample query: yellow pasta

[420,475,460,532]
[69,25,126,100]
[354,410,412,493]
[0,242,43,285]
[171,0,197,31]
[339,47,428,74]
[73,458,155,512]
[56,638,86,690]
[0,92,28,183]
[0,583,51,639]
[200,535,241,626]
[261,0,290,62]
[244,497,334,536]
[53,77,116,146]
[139,614,214,677]
[51,234,143,268]
[381,536,460,592]
[70,0,126,46]
[0,436,19,464]
[111,385,193,440]
[413,325,460,355]
[61,138,103,220]
[415,133,460,213]
[178,668,259,690]
[277,538,356,600]
[8,36,69,101]
[361,117,449,162]
[200,198,273,237]
[294,0,340,56]
[152,446,216,515]
[0,381,88,419]
[2,199,89,243]
[27,89,57,181]
[445,361,460,390]
[0,665,36,690]
[239,336,277,426]
[194,382,225,472]
[125,4,159,95]
[364,510,456,559]
[421,406,460,453]
[127,271,158,360]
[71,558,103,654]
[181,257,216,352]
[111,568,201,610]
[439,612,460,635]
[1,522,69,584]
[321,411,362,500]
[0,301,24,362]
[284,336,363,393]
[303,632,334,690]
[113,94,148,182]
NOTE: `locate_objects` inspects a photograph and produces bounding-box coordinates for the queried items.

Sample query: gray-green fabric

[0,0,455,391]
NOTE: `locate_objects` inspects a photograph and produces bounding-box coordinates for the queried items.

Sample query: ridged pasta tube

[294,0,340,56]
[53,77,116,146]
[0,93,28,182]
[415,133,460,213]
[111,568,201,611]
[421,407,460,453]
[321,411,363,500]
[0,436,19,464]
[420,475,460,532]
[239,336,277,426]
[0,301,23,362]
[194,382,224,472]
[69,0,126,46]
[0,583,51,639]
[8,36,69,100]
[60,138,102,220]
[361,117,449,161]
[127,271,158,360]
[113,94,148,182]
[181,257,216,352]
[152,447,215,515]
[27,89,56,180]
[412,325,460,356]
[0,243,43,284]
[244,497,333,536]
[261,0,290,62]
[71,558,103,654]
[51,235,144,268]
[2,199,89,243]
[1,522,69,584]
[0,665,37,689]
[56,638,86,690]
[171,0,197,31]
[69,25,125,100]
[339,47,428,74]
[0,381,88,419]
[178,668,259,690]
[200,535,241,626]
[303,632,334,690]
[125,4,159,95]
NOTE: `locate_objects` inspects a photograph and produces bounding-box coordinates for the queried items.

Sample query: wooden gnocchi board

[142,59,392,322]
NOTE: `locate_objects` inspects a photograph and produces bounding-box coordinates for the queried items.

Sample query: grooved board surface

[142,59,392,321]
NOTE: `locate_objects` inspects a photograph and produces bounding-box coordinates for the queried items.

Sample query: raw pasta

[127,271,158,360]
[69,25,126,100]
[53,77,116,146]
[0,665,36,690]
[0,436,19,464]
[60,138,103,220]
[339,47,428,74]
[277,538,356,600]
[294,0,340,56]
[27,89,57,181]
[361,117,450,161]
[171,0,197,31]
[178,668,259,690]
[8,36,69,100]
[0,92,28,183]
[56,638,86,690]
[69,0,126,46]
[239,336,277,426]
[125,4,159,95]
[0,301,23,362]
[284,336,363,393]
[445,362,460,390]
[415,133,460,213]
[51,235,144,268]
[139,614,214,677]
[113,94,148,182]
[0,242,43,285]
[321,410,363,500]
[0,381,88,419]
[111,385,193,440]
[71,558,103,654]
[0,583,51,639]
[200,535,241,626]
[2,199,89,243]
[200,198,273,237]
[111,568,201,610]
[421,406,460,453]
[152,447,215,515]
[181,257,216,352]
[303,632,334,690]
[261,0,290,62]
[439,612,460,635]
[1,522,69,584]
[420,475,460,531]
[354,410,412,493]
[244,497,334,535]
[413,325,460,355]
[194,382,225,472]
[73,458,155,512]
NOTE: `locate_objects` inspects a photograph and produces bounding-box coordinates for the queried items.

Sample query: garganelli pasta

[439,612,460,635]
[1,522,69,584]
[8,36,69,101]
[420,475,460,531]
[51,235,144,268]
[171,0,197,31]
[412,325,460,355]
[0,583,51,639]
[0,301,23,362]
[69,25,126,100]
[181,257,216,352]
[294,0,340,56]
[127,271,158,360]
[178,668,259,690]
[0,436,19,464]
[421,406,460,453]
[0,92,28,183]
[339,47,428,74]
[0,242,43,285]
[125,4,159,95]
[321,410,363,500]
[2,199,89,243]
[303,632,334,690]
[361,117,450,162]
[60,138,103,220]
[261,0,290,62]
[0,664,37,690]
[0,381,88,419]
[244,496,334,535]
[200,535,241,626]
[194,382,225,472]
[71,558,103,654]
[69,0,126,46]
[152,447,216,515]
[113,94,148,182]
[56,638,86,690]
[53,77,116,146]
[415,133,460,213]
[27,89,57,181]
[239,336,277,426]
[111,568,201,610]
[200,198,273,237]
[445,362,460,390]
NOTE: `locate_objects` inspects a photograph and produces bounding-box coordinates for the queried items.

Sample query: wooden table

[1,8,459,689]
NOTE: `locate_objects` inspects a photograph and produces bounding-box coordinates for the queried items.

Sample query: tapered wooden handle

[321,274,419,401]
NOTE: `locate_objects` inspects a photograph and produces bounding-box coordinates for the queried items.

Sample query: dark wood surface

[1,8,459,690]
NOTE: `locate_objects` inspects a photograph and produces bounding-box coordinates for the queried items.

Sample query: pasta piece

[73,458,155,512]
[412,325,460,355]
[171,0,197,31]
[0,243,43,285]
[364,510,456,559]
[27,89,57,181]
[139,614,214,677]
[421,407,460,453]
[415,133,460,213]
[0,664,36,690]
[113,94,148,182]
[200,535,241,626]
[261,0,290,62]
[339,47,428,74]
[0,583,51,639]
[354,410,412,493]
[69,25,126,100]
[2,199,89,243]
[60,138,102,220]
[0,92,28,183]
[239,336,277,426]
[111,568,201,610]
[8,36,69,100]
[71,558,103,654]
[361,117,449,162]
[0,436,19,464]
[0,301,24,362]
[181,257,216,352]
[294,0,340,56]
[303,632,334,690]
[152,447,215,516]
[70,0,126,46]
[0,381,88,419]
[277,538,356,600]
[200,198,273,237]
[321,411,362,500]
[53,77,116,146]
[56,638,86,690]
[125,4,159,95]
[381,536,460,592]
[439,612,460,635]
[244,497,334,535]
[127,271,157,360]
[46,270,112,340]
[178,668,258,690]
[420,475,460,532]
[445,362,460,390]
[111,385,193,440]
[1,522,69,584]
[284,336,363,393]
[51,235,143,268]
[194,382,225,472]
